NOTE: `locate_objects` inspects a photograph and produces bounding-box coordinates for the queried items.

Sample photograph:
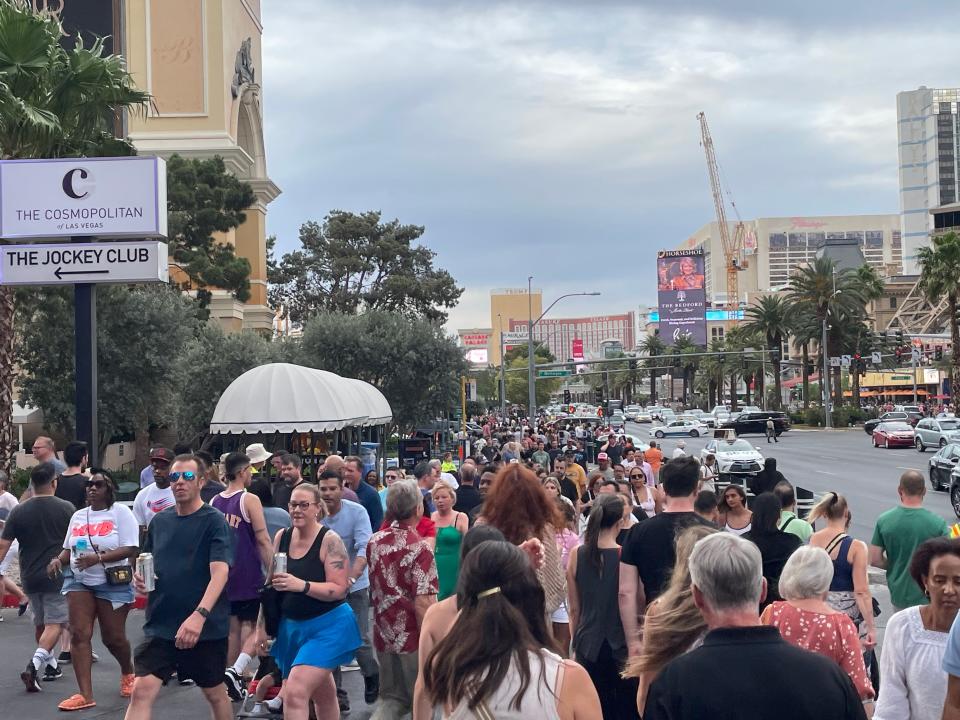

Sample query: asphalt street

[625,421,957,542]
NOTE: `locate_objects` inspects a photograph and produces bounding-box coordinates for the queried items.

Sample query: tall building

[672,214,902,303]
[489,288,542,366]
[508,313,636,361]
[124,0,281,331]
[897,86,960,274]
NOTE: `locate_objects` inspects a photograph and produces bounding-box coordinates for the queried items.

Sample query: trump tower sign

[0,156,167,238]
[656,248,707,346]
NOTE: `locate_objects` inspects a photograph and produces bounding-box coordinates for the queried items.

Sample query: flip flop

[58,694,96,711]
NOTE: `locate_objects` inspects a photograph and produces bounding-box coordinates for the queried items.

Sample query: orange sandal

[58,694,96,711]
[120,674,135,698]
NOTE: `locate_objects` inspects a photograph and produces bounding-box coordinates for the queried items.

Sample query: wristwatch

[301,581,312,595]
[195,607,210,619]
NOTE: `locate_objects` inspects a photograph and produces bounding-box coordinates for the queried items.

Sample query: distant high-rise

[897,86,960,273]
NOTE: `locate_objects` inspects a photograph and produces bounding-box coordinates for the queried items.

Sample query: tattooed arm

[310,529,351,601]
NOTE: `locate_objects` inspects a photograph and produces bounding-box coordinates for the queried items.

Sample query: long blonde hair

[623,524,717,679]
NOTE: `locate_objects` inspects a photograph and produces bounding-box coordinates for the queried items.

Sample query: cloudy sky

[260,1,959,331]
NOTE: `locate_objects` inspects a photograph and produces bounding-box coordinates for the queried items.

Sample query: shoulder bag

[86,508,132,585]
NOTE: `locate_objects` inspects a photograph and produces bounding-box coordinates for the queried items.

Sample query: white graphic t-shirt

[132,483,175,527]
[63,504,139,586]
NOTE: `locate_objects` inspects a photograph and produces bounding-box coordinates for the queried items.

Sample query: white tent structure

[209,363,392,435]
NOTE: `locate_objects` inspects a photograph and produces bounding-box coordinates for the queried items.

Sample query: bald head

[323,455,344,474]
[899,470,925,498]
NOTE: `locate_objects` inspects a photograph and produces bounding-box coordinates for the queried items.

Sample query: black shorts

[254,654,280,683]
[134,637,227,689]
[230,598,260,623]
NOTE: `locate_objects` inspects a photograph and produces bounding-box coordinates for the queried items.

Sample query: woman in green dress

[430,481,470,600]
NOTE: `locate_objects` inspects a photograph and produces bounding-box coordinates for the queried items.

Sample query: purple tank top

[212,490,263,601]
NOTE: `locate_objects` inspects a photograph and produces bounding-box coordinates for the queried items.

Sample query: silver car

[915,417,960,452]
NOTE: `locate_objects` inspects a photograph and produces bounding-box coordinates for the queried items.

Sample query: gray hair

[386,480,421,521]
[688,533,763,611]
[778,546,834,601]
[428,459,441,471]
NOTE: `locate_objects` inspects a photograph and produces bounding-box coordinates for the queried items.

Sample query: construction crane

[697,111,747,312]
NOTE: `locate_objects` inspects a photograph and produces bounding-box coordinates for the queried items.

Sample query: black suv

[721,411,791,437]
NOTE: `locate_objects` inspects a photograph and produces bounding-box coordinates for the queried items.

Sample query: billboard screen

[656,249,707,346]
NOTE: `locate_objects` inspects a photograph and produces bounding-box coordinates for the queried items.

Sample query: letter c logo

[62,168,91,199]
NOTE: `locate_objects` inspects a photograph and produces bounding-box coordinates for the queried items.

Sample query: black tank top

[280,525,343,620]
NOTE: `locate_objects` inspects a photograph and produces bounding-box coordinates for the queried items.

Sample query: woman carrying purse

[47,469,139,711]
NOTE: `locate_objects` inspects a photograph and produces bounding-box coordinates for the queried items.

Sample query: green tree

[269,210,463,324]
[502,345,562,410]
[917,231,960,400]
[296,310,467,432]
[15,285,201,462]
[0,3,150,473]
[165,155,255,305]
[743,295,791,409]
[641,334,666,403]
[788,309,820,410]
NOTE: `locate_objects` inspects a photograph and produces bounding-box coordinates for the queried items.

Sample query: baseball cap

[597,452,609,461]
[150,447,174,463]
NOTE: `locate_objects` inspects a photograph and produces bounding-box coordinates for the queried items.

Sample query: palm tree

[743,295,791,409]
[0,4,150,473]
[917,232,960,403]
[788,309,820,410]
[641,334,666,404]
[787,257,866,414]
[698,338,727,409]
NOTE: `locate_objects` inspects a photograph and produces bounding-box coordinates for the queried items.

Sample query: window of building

[711,327,725,342]
[890,296,898,310]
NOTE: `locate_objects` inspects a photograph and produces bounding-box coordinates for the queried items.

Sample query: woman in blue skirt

[261,483,360,719]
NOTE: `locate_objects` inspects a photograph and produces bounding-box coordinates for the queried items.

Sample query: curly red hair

[481,464,561,544]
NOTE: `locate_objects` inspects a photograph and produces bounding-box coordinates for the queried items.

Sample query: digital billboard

[656,249,707,346]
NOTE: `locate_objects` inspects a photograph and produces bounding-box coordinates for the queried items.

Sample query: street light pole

[525,280,601,428]
[822,313,832,429]
[498,313,506,418]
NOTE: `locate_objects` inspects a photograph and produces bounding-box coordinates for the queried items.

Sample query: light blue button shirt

[320,499,372,591]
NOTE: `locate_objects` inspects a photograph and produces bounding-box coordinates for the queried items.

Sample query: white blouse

[874,606,948,720]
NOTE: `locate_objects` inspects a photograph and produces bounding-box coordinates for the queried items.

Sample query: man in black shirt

[55,441,89,511]
[619,456,711,657]
[452,463,481,517]
[126,454,233,720]
[643,533,866,720]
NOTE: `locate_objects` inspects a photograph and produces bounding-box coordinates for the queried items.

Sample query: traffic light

[853,353,861,372]
[563,389,571,404]
[896,329,904,345]
[936,346,944,361]
[628,359,637,371]
[805,362,815,377]
[595,388,603,404]
[771,348,781,363]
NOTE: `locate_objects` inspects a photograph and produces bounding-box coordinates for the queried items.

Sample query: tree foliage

[166,155,256,304]
[502,344,562,409]
[918,231,960,401]
[295,311,467,431]
[268,210,463,324]
[15,285,202,460]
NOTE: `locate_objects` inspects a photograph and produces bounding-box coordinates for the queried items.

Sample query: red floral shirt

[367,521,438,654]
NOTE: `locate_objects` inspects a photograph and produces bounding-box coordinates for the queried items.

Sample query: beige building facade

[673,214,902,304]
[489,289,543,366]
[124,0,280,331]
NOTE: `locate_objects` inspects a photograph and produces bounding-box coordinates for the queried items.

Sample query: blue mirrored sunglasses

[168,471,197,482]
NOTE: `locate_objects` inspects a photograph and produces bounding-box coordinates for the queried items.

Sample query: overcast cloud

[259,1,960,331]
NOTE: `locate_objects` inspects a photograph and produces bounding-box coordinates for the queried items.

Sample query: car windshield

[721,440,755,452]
[881,422,913,431]
[940,420,960,430]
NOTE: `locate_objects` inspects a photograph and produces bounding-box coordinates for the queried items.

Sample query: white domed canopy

[209,363,393,434]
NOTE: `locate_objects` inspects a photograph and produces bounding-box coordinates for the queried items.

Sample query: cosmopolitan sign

[0,157,167,239]
[656,248,707,346]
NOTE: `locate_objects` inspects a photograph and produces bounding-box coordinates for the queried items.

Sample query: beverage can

[274,552,287,575]
[137,553,155,592]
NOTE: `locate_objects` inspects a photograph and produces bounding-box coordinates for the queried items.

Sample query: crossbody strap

[825,533,849,555]
[778,516,795,532]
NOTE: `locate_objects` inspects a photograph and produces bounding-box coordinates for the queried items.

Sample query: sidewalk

[0,608,370,720]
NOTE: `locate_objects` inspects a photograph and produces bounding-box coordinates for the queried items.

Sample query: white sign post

[501,331,530,344]
[830,356,841,368]
[0,241,168,286]
[0,156,169,468]
[0,156,167,239]
[871,351,882,365]
[841,355,851,368]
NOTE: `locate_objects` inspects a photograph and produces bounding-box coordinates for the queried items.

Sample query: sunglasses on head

[168,471,197,482]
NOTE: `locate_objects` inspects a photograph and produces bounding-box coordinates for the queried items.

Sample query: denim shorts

[62,576,135,607]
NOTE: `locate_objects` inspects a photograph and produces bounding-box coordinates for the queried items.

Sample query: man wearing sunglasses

[126,455,233,720]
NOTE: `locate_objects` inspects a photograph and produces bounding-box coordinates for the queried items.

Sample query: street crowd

[1,419,960,719]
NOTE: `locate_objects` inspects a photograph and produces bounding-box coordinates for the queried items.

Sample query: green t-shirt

[778,510,813,543]
[871,505,950,608]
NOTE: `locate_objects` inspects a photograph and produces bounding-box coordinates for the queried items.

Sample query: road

[625,421,957,542]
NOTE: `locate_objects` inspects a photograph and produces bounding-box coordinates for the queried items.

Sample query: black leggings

[577,641,639,719]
